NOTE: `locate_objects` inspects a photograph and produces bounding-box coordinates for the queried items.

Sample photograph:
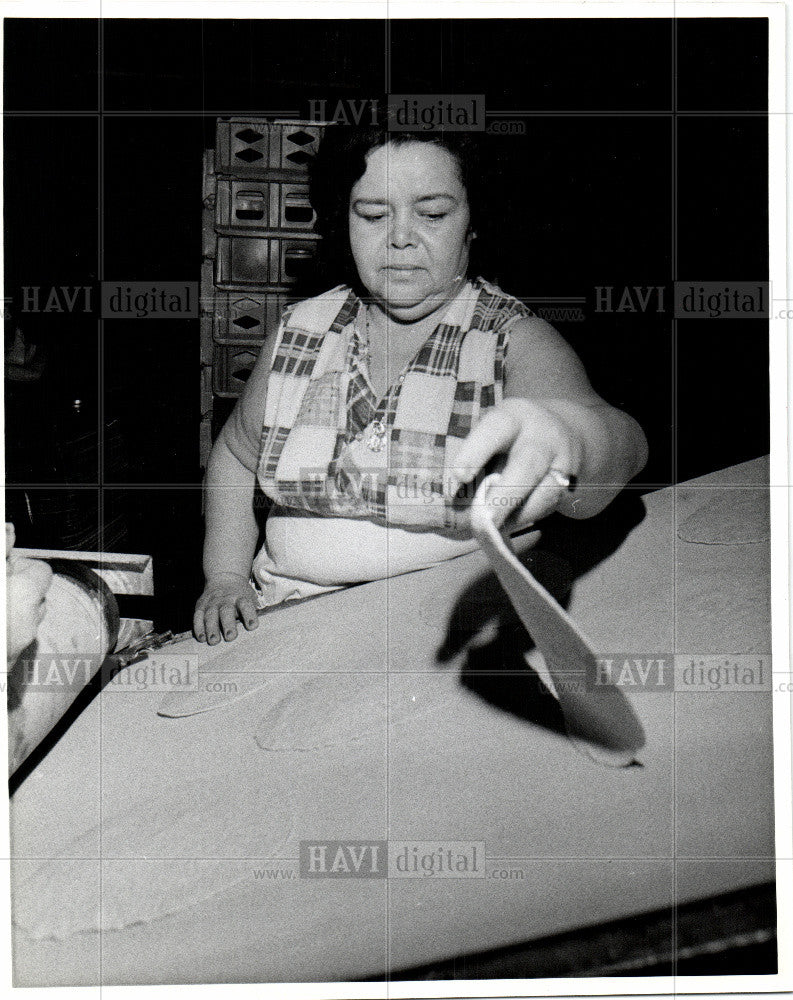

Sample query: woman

[194,123,648,644]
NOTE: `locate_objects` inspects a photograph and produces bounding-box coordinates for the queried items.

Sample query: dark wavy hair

[309,111,488,295]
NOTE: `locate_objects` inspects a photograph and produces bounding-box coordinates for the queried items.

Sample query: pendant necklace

[363,306,387,453]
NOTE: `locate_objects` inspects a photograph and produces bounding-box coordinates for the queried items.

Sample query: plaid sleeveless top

[256,277,533,531]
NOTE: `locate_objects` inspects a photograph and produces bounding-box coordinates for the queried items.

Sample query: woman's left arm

[449,315,648,525]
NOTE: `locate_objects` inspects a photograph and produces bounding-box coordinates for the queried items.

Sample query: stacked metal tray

[200,118,327,467]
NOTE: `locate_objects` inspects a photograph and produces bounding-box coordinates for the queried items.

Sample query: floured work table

[10,457,776,985]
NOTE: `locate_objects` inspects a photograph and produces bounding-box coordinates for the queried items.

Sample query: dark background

[4,18,769,631]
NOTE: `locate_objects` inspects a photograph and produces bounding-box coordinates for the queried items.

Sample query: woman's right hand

[193,573,260,644]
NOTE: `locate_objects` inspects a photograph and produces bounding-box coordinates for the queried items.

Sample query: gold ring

[547,468,571,489]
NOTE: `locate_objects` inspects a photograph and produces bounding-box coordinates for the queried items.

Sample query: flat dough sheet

[255,670,460,751]
[7,460,775,985]
[157,609,364,718]
[677,486,770,544]
[13,772,293,941]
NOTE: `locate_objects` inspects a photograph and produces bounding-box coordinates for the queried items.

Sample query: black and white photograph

[1,3,791,996]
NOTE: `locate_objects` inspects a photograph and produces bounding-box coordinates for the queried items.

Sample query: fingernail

[196,632,205,642]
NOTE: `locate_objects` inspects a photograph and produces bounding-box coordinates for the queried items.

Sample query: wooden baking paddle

[469,474,646,767]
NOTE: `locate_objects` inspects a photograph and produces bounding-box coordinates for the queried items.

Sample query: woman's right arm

[193,432,261,644]
[194,328,283,644]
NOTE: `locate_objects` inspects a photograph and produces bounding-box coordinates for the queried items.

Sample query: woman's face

[348,141,472,321]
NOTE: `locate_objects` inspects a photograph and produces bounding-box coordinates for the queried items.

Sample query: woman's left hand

[447,398,584,528]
